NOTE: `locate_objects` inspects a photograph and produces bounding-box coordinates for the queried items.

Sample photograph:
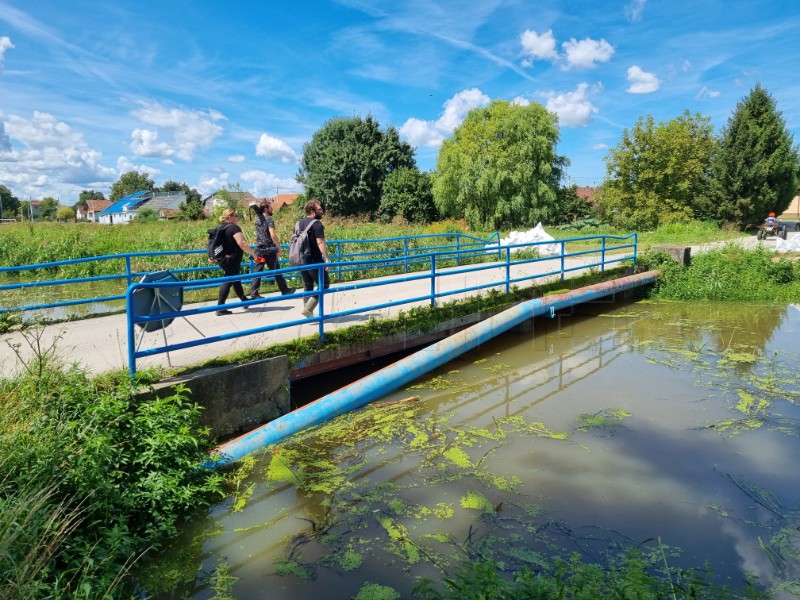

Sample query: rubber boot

[301,296,318,318]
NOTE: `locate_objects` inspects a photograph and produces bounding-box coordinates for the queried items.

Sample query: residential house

[76,199,112,222]
[575,186,596,205]
[270,193,300,212]
[201,191,258,217]
[779,188,800,220]
[97,191,149,224]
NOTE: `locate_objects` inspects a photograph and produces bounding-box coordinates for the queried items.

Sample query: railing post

[126,283,137,378]
[430,255,436,307]
[560,241,566,280]
[456,234,461,267]
[601,237,606,272]
[505,247,511,294]
[404,238,409,273]
[633,233,638,266]
[125,255,133,287]
[317,264,325,341]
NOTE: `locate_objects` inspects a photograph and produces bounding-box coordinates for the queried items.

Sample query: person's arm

[268,226,282,255]
[234,231,257,259]
[316,237,330,263]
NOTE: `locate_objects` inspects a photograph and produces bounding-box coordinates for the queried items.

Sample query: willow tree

[710,84,799,228]
[432,100,566,230]
[598,111,716,230]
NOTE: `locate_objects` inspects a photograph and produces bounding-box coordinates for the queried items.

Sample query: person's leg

[217,259,245,314]
[266,252,294,294]
[248,259,265,297]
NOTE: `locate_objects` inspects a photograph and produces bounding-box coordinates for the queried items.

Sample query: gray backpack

[288,219,315,266]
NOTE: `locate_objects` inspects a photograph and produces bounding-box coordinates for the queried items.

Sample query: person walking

[214,208,257,316]
[247,199,295,298]
[297,200,330,318]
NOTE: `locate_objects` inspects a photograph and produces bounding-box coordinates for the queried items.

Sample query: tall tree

[158,180,204,220]
[711,84,799,228]
[432,100,566,230]
[0,184,20,219]
[39,197,59,221]
[110,171,155,202]
[297,115,415,216]
[379,168,438,223]
[598,111,716,230]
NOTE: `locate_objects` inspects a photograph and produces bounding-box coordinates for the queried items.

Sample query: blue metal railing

[0,232,499,317]
[125,232,637,376]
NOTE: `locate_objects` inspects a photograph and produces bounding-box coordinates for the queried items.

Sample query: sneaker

[249,292,263,299]
[281,287,296,296]
[216,309,232,316]
[301,308,313,318]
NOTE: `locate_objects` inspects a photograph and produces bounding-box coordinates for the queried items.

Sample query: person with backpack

[296,199,330,318]
[213,208,257,316]
[247,199,295,299]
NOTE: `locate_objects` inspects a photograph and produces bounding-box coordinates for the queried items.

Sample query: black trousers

[217,257,247,305]
[300,262,330,292]
[249,251,290,295]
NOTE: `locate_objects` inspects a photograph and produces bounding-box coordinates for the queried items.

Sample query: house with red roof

[76,199,112,222]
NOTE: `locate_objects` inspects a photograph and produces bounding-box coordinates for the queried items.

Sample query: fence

[125,233,637,376]
[0,231,499,318]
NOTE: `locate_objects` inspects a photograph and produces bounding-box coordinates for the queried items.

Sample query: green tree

[135,206,159,222]
[0,184,20,219]
[57,205,75,221]
[432,100,567,230]
[110,171,155,202]
[379,168,438,223]
[554,185,597,225]
[297,115,415,217]
[598,111,716,230]
[40,197,59,221]
[710,84,799,228]
[159,180,204,220]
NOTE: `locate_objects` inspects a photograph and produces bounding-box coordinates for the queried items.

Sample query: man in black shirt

[297,200,330,318]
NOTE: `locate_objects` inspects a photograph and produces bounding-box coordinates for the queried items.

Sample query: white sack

[485,223,560,256]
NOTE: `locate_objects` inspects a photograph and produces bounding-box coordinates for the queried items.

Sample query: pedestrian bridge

[0,231,640,379]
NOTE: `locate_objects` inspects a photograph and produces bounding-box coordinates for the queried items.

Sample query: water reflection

[141,301,800,599]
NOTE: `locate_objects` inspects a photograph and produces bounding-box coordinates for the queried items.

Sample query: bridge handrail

[125,232,638,376]
[0,231,502,316]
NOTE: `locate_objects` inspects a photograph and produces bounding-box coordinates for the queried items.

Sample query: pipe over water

[206,270,660,468]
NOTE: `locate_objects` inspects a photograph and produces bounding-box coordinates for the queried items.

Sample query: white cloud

[228,154,246,163]
[511,96,530,107]
[696,86,721,99]
[593,143,609,150]
[0,36,14,73]
[255,133,299,164]
[561,38,615,70]
[400,88,491,148]
[0,111,116,199]
[626,65,660,93]
[541,83,601,127]
[115,156,160,178]
[625,0,646,23]
[520,29,558,65]
[197,171,230,196]
[240,169,301,198]
[129,101,225,162]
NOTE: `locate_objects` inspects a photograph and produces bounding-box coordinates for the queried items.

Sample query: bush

[0,355,224,597]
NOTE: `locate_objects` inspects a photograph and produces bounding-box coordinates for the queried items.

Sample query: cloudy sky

[0,0,797,203]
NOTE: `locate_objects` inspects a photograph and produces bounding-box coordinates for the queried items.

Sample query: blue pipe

[205,270,659,468]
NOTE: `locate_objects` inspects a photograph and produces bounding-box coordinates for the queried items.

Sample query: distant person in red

[215,208,257,316]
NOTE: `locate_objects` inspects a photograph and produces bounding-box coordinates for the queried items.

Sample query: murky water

[141,300,800,599]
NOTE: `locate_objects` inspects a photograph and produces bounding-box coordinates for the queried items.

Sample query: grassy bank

[0,350,226,598]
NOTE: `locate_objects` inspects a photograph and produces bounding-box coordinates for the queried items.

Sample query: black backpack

[207,224,229,262]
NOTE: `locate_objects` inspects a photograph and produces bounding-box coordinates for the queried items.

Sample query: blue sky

[0,0,798,203]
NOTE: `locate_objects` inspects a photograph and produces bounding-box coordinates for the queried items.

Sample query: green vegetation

[642,245,800,301]
[433,99,566,230]
[0,347,225,598]
[296,115,415,216]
